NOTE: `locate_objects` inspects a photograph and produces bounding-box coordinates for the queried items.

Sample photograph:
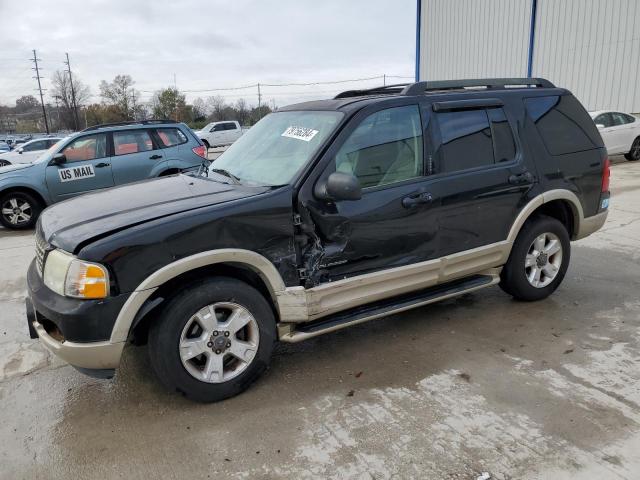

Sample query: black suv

[26,78,610,402]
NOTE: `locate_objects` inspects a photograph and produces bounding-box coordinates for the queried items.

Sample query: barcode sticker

[281,126,319,142]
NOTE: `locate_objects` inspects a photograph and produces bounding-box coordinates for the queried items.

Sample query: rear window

[156,128,188,147]
[524,95,603,155]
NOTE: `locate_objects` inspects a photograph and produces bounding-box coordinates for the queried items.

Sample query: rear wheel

[0,191,42,229]
[624,137,640,161]
[500,215,570,301]
[148,277,276,402]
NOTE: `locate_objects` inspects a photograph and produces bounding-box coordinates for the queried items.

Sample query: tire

[500,215,570,301]
[148,276,276,402]
[624,137,640,161]
[0,190,42,229]
[0,159,10,167]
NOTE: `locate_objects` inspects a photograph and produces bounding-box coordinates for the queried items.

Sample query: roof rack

[334,78,555,99]
[81,119,178,132]
[334,83,411,99]
[401,78,555,96]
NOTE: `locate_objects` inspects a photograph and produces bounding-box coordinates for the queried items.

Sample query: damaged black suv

[26,78,610,402]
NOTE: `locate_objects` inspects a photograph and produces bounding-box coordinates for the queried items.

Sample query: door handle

[95,162,111,168]
[508,172,534,185]
[402,192,434,208]
[149,154,163,160]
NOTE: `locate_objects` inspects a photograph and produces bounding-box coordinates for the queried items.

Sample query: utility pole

[257,83,262,120]
[31,49,50,134]
[173,73,178,121]
[64,53,80,131]
[53,95,61,131]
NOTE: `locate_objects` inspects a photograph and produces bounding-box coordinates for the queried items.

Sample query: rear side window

[113,130,154,156]
[611,112,636,126]
[156,128,188,147]
[224,122,238,130]
[433,107,516,173]
[524,95,603,155]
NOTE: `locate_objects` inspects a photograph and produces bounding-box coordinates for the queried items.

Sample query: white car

[0,137,64,166]
[195,121,244,149]
[590,111,640,161]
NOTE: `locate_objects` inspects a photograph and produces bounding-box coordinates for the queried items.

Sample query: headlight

[43,250,110,299]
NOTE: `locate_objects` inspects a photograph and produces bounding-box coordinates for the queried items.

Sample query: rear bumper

[576,210,608,240]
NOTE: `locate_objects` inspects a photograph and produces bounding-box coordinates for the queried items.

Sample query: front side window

[113,130,154,156]
[156,128,188,147]
[212,124,225,132]
[22,140,47,152]
[594,113,614,128]
[62,134,107,162]
[335,105,423,189]
[210,110,343,186]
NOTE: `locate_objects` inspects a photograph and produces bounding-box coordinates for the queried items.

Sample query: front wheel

[0,191,42,229]
[500,215,570,301]
[148,276,276,402]
[624,137,640,161]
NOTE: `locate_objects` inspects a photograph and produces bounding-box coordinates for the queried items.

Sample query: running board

[279,274,499,343]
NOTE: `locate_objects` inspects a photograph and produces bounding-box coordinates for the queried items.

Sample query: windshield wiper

[210,167,242,184]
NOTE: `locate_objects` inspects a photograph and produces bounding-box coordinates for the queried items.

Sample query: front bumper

[26,259,127,370]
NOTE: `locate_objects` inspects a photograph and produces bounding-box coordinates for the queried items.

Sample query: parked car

[0,137,64,166]
[590,110,640,161]
[0,120,206,229]
[0,142,10,153]
[26,78,609,402]
[195,120,244,148]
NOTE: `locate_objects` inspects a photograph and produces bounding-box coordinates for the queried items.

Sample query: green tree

[15,95,40,113]
[152,87,187,121]
[99,74,141,120]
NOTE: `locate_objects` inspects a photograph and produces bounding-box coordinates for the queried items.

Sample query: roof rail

[81,119,178,132]
[401,78,555,96]
[334,83,411,99]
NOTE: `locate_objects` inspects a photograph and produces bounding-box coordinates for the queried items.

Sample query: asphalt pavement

[0,158,639,479]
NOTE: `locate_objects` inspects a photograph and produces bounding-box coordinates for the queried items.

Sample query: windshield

[208,110,343,186]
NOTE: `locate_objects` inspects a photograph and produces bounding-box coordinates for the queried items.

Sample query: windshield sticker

[281,126,319,142]
[58,164,96,183]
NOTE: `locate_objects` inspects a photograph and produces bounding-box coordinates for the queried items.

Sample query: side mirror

[596,124,605,129]
[17,148,23,154]
[315,172,362,202]
[49,153,66,166]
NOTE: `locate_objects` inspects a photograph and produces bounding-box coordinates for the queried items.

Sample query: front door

[298,103,437,283]
[45,133,115,202]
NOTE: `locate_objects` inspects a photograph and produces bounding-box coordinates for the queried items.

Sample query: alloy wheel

[178,302,260,383]
[524,232,563,288]
[1,197,32,226]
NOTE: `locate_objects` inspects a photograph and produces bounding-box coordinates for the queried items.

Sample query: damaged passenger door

[296,101,438,285]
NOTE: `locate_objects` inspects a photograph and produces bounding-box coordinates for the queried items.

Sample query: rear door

[110,129,162,184]
[425,99,535,257]
[45,133,115,201]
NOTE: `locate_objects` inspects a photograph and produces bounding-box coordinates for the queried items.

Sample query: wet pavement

[1,159,639,479]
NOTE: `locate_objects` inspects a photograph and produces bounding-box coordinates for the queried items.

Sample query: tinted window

[611,112,635,126]
[156,128,188,147]
[435,109,494,173]
[212,124,225,132]
[224,122,238,130]
[621,113,637,124]
[113,130,154,156]
[62,134,107,162]
[594,113,614,128]
[335,105,423,189]
[488,108,516,163]
[22,140,47,151]
[525,95,601,155]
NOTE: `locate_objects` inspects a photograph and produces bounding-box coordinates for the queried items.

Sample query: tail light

[192,145,207,159]
[601,157,610,192]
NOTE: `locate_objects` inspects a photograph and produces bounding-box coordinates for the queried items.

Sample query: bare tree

[50,70,90,130]
[235,98,249,126]
[206,95,227,121]
[99,74,140,120]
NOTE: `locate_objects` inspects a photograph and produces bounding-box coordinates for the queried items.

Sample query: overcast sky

[0,0,416,108]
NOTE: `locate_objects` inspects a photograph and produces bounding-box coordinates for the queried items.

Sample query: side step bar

[280,273,500,343]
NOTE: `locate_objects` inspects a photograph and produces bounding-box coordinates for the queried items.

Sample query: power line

[31,49,50,134]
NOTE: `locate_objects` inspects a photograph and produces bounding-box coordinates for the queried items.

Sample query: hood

[0,163,34,175]
[40,174,271,252]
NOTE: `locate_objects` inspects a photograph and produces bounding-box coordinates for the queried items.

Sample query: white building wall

[532,0,640,112]
[419,0,532,81]
[419,0,640,112]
